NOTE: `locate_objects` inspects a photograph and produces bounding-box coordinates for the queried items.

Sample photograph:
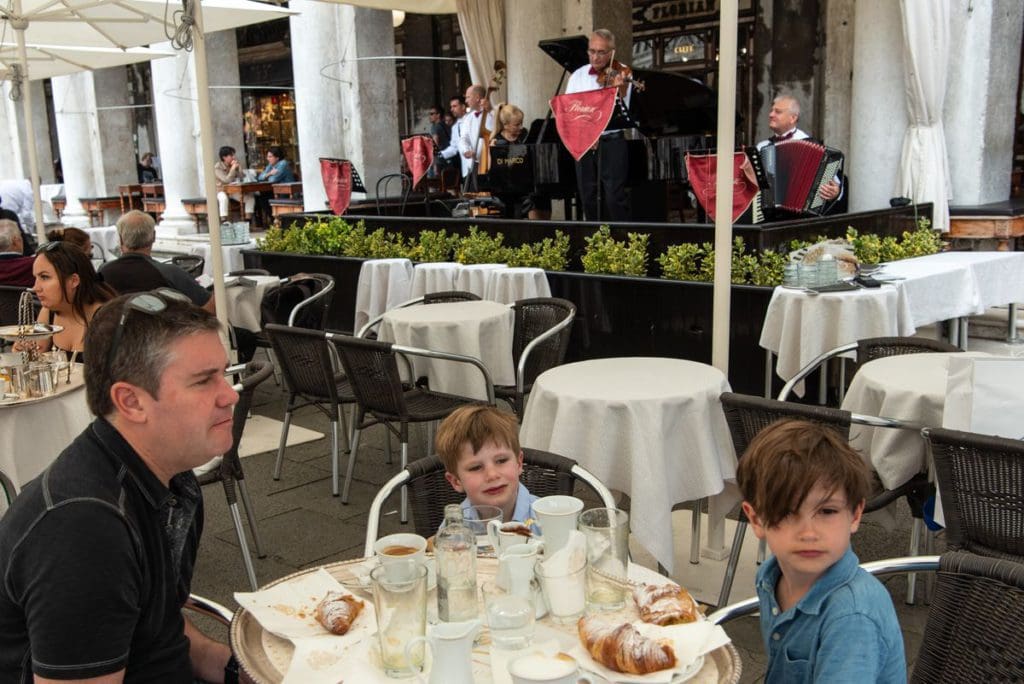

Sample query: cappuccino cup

[507,653,592,684]
[373,533,427,568]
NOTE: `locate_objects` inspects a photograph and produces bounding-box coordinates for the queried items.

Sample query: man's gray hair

[0,219,21,252]
[592,28,616,47]
[116,210,156,251]
[774,94,801,119]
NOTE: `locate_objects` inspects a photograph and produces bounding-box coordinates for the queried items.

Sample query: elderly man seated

[0,219,34,287]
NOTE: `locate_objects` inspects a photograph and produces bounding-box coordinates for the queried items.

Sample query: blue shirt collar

[757,547,860,616]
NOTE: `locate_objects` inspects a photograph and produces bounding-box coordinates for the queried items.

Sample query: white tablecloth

[518,357,736,573]
[484,267,551,304]
[353,258,414,332]
[454,263,506,299]
[0,373,92,492]
[40,183,65,224]
[410,262,462,298]
[377,301,515,400]
[223,275,281,332]
[85,225,120,260]
[881,255,981,326]
[841,352,989,490]
[187,240,258,278]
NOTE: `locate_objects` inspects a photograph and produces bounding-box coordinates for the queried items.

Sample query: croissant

[315,591,364,635]
[633,582,699,626]
[577,615,677,675]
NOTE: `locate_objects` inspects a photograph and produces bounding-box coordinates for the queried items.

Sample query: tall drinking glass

[370,560,428,678]
[578,508,630,610]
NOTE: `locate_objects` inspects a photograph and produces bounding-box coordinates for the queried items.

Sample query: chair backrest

[219,359,275,483]
[911,551,1024,683]
[331,334,409,417]
[0,286,35,326]
[260,273,334,330]
[264,324,342,402]
[171,254,204,278]
[719,392,853,458]
[228,268,271,277]
[375,173,412,216]
[856,336,961,366]
[511,297,576,387]
[400,447,610,538]
[423,290,481,304]
[926,426,1024,561]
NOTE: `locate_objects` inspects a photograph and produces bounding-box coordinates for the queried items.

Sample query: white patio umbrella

[1,0,295,330]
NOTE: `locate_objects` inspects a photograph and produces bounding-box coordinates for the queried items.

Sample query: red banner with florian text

[320,157,353,215]
[401,135,434,189]
[550,88,617,161]
[684,151,760,222]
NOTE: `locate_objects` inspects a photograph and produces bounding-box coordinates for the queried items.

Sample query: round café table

[518,358,736,574]
[840,351,987,490]
[377,300,515,401]
[230,555,741,684]
[0,368,91,494]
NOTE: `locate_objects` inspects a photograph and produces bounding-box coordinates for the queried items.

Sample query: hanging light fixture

[392,10,406,28]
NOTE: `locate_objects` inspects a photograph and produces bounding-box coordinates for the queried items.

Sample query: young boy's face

[742,480,864,589]
[444,440,524,517]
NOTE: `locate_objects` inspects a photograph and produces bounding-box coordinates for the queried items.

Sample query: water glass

[456,504,503,548]
[782,263,800,287]
[370,560,428,678]
[798,262,819,288]
[577,508,630,611]
[481,580,535,649]
[534,554,586,624]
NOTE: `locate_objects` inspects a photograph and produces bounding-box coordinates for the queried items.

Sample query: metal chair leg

[690,498,702,565]
[331,418,340,496]
[385,429,393,465]
[400,441,409,523]
[229,501,259,590]
[717,520,747,609]
[237,480,265,558]
[273,409,293,480]
[338,404,350,453]
[342,428,361,503]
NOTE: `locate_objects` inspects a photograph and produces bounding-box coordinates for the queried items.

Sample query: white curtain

[455,0,506,104]
[895,0,951,231]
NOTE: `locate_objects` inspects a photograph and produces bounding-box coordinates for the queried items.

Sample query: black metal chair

[715,392,932,607]
[170,254,205,278]
[363,447,617,554]
[264,324,356,497]
[0,285,35,327]
[375,172,412,216]
[194,360,274,590]
[925,426,1024,562]
[329,333,494,522]
[496,297,576,416]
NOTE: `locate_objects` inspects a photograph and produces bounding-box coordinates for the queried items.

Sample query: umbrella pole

[11,1,46,244]
[190,0,230,337]
[711,0,738,375]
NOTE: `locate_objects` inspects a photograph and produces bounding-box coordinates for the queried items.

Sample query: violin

[598,59,646,92]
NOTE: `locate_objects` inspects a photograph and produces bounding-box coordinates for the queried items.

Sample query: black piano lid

[538,35,718,136]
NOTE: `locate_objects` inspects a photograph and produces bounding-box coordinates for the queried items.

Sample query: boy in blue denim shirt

[737,419,905,683]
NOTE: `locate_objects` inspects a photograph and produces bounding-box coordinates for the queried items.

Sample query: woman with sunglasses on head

[18,241,116,361]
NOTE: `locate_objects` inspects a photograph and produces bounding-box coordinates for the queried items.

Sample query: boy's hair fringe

[435,405,520,473]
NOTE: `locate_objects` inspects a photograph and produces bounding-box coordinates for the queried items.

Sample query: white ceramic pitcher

[499,543,548,618]
[404,619,481,684]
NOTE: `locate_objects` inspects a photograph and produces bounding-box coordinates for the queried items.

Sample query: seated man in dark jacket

[0,219,35,287]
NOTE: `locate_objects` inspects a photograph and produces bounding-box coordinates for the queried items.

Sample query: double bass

[476,60,506,176]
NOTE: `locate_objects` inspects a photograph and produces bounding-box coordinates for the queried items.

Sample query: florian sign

[637,0,752,25]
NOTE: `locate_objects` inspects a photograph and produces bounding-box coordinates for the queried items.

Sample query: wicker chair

[195,360,274,590]
[716,392,933,608]
[329,333,494,522]
[496,297,576,416]
[264,324,356,497]
[0,285,35,327]
[856,336,961,365]
[926,427,1024,562]
[170,254,204,278]
[254,273,335,378]
[911,551,1024,682]
[363,447,617,554]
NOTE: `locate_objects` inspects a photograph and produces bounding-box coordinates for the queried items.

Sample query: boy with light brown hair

[738,419,905,683]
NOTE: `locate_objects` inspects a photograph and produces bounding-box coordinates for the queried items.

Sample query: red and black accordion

[747,139,844,221]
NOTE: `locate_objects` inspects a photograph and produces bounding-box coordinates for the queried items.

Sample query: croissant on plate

[314,591,364,635]
[633,582,699,626]
[577,615,677,675]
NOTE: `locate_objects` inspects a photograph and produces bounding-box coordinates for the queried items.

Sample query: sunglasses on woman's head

[35,241,62,254]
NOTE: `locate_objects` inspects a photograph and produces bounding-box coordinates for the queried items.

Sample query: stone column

[505,0,564,124]
[93,66,137,190]
[290,0,345,211]
[206,30,245,173]
[51,71,103,228]
[0,81,54,184]
[848,0,905,212]
[822,0,856,156]
[561,0,631,48]
[150,44,202,237]
[944,0,1024,204]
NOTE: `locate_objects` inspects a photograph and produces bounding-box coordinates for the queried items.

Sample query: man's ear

[109,381,149,425]
[445,471,465,493]
[741,502,768,540]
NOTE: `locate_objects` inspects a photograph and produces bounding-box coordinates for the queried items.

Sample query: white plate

[580,655,704,684]
[0,324,63,342]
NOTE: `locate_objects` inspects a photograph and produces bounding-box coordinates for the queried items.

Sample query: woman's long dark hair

[35,241,116,325]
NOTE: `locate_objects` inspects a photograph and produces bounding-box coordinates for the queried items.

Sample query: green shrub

[658,242,703,281]
[581,226,649,277]
[411,229,456,262]
[454,226,511,265]
[506,231,570,271]
[660,237,787,286]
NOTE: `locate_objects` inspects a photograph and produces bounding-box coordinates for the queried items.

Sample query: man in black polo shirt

[0,292,238,682]
[100,210,215,312]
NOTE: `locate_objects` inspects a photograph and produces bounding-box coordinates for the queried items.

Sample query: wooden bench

[141,196,166,219]
[269,198,304,217]
[182,198,210,231]
[272,182,303,199]
[949,199,1024,251]
[79,196,122,226]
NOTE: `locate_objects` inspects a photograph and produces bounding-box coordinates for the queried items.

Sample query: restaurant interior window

[243,91,298,170]
[663,34,706,68]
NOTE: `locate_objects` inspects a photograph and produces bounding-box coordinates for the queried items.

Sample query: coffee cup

[532,496,584,554]
[373,533,427,568]
[487,519,539,556]
[507,653,592,684]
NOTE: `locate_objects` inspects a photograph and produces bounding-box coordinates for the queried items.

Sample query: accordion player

[747,139,844,222]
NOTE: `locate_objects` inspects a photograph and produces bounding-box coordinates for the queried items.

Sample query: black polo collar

[88,417,173,510]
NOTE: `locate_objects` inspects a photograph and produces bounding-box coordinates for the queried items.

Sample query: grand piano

[488,35,718,222]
